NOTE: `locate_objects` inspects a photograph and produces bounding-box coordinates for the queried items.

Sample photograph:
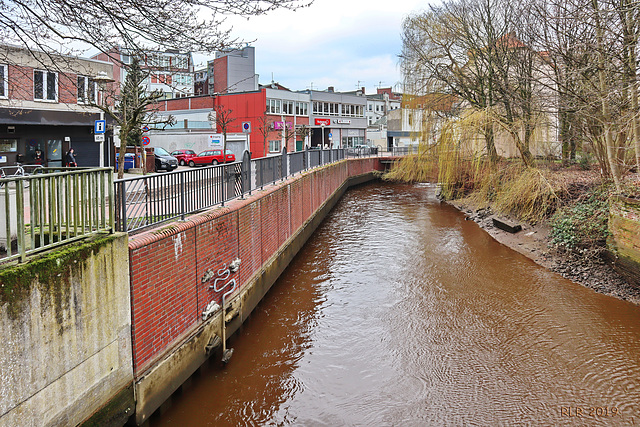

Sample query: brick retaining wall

[127,158,383,423]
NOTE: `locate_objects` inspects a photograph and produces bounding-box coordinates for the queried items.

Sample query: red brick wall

[7,64,78,103]
[128,158,379,375]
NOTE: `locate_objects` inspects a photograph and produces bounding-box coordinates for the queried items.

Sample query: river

[151,182,640,426]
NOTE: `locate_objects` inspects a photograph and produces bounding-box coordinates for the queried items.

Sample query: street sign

[94,120,106,134]
[142,136,150,145]
[94,134,105,142]
[242,122,251,133]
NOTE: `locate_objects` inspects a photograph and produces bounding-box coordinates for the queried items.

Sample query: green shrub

[550,186,610,251]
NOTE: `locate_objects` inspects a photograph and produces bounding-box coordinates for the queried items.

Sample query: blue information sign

[95,120,106,134]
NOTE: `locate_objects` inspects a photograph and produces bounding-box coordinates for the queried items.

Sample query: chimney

[328,86,334,93]
[361,87,365,94]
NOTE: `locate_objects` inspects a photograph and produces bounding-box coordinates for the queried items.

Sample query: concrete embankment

[0,234,134,427]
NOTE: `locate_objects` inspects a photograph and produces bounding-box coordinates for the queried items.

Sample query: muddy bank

[449,200,640,306]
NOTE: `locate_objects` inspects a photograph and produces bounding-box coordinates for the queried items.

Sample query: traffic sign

[242,122,251,133]
[94,134,105,142]
[94,120,106,134]
[328,133,332,137]
[142,126,150,133]
[142,136,150,145]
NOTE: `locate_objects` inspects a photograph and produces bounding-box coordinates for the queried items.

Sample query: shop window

[34,70,57,101]
[0,139,18,152]
[0,65,7,98]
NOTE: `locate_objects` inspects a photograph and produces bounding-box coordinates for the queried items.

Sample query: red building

[154,85,310,158]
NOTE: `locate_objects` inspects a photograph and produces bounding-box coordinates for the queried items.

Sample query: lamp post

[93,71,115,167]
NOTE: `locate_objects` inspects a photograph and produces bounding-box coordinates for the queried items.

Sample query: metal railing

[1,145,416,261]
[1,167,114,263]
[113,145,423,234]
[115,148,349,233]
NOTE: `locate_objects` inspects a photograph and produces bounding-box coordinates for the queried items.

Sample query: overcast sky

[194,0,426,94]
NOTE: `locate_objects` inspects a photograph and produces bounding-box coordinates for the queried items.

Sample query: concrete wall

[127,158,383,424]
[0,234,134,427]
[609,196,640,287]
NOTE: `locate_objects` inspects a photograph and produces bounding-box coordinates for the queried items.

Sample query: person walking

[65,148,77,167]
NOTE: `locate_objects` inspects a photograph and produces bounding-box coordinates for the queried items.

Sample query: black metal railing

[115,145,414,233]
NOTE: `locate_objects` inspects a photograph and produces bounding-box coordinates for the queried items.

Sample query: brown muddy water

[151,182,640,426]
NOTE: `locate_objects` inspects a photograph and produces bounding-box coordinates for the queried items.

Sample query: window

[77,76,97,104]
[0,139,18,152]
[295,102,308,116]
[282,100,294,115]
[368,104,372,111]
[34,70,57,101]
[269,140,281,152]
[0,65,7,98]
[266,98,281,114]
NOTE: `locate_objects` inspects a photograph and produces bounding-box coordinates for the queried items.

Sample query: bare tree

[0,0,309,68]
[255,110,273,157]
[296,124,311,149]
[210,103,236,162]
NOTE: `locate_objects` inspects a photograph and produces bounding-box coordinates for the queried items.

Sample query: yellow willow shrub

[492,166,566,223]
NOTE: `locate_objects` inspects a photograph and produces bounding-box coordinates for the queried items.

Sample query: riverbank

[448,199,640,305]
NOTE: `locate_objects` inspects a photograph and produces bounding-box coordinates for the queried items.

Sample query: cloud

[195,0,423,93]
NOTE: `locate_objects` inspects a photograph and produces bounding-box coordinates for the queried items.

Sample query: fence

[114,148,349,233]
[1,167,114,263]
[1,144,415,262]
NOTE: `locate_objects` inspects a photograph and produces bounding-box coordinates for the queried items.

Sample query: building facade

[305,88,367,148]
[92,48,194,100]
[209,46,258,94]
[0,45,113,167]
[150,85,310,158]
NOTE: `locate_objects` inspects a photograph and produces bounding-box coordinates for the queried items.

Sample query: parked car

[152,147,179,172]
[171,149,197,166]
[188,149,236,167]
[115,153,135,172]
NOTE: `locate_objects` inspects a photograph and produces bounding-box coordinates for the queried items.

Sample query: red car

[189,149,236,166]
[171,149,197,166]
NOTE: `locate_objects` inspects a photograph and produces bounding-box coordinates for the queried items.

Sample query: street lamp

[92,71,115,167]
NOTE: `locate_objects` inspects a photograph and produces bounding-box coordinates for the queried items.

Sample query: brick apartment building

[0,44,113,167]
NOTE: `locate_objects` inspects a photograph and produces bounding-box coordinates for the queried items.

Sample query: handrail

[1,167,114,263]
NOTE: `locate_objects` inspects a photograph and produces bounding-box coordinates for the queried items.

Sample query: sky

[194,0,426,94]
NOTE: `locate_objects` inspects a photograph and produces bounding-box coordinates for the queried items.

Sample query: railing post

[16,180,25,262]
[281,147,287,180]
[120,181,128,232]
[242,150,251,196]
[180,170,185,220]
[108,169,114,233]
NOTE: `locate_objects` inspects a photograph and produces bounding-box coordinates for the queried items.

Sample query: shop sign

[335,119,351,124]
[208,134,223,147]
[348,130,359,137]
[315,118,331,126]
[273,121,293,130]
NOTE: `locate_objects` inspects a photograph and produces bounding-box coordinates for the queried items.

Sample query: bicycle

[0,163,42,188]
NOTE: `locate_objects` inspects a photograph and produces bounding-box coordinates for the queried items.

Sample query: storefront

[0,109,106,168]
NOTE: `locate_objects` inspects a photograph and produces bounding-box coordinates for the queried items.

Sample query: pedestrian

[33,149,43,165]
[66,148,77,167]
